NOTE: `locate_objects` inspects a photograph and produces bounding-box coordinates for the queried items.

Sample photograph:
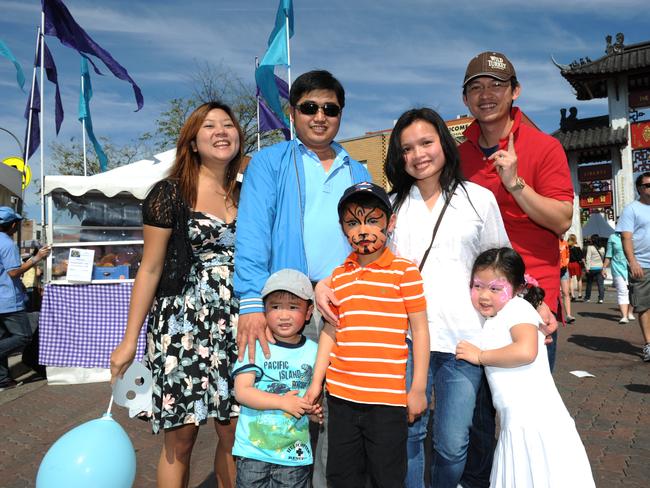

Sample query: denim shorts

[236,457,310,488]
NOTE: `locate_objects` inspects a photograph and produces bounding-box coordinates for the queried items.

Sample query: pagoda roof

[553,113,628,163]
[555,34,650,100]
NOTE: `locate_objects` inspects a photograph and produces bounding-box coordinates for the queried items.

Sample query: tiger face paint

[341,203,392,260]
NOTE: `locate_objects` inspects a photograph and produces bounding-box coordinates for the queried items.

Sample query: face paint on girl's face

[470,268,514,317]
[341,203,389,255]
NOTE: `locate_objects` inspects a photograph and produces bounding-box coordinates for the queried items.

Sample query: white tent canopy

[43,149,175,199]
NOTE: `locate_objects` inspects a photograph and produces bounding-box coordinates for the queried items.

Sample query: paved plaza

[1,295,648,487]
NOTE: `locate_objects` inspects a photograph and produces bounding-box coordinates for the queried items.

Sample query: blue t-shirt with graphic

[232,336,317,466]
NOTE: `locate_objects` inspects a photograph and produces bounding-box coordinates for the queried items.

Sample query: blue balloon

[36,413,136,488]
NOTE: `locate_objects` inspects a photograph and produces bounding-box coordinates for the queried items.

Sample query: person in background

[603,231,635,324]
[110,101,244,488]
[617,171,650,362]
[584,234,605,304]
[567,233,585,301]
[559,235,574,323]
[0,207,50,391]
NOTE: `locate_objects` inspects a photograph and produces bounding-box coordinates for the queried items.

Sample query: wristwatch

[507,176,526,193]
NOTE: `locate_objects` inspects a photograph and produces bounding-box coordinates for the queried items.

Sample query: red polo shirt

[459,108,574,313]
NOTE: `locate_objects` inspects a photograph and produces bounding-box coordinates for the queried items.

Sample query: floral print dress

[145,211,238,434]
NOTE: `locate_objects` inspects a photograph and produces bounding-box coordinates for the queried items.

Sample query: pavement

[1,290,648,488]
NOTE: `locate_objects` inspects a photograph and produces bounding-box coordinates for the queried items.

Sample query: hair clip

[524,273,539,287]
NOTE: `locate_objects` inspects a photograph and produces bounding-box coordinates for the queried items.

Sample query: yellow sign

[2,157,32,190]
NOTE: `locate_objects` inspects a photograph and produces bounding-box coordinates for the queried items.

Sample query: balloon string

[106,394,114,415]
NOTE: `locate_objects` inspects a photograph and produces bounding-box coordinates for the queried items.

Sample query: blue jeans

[405,348,483,488]
[431,352,483,488]
[459,373,496,488]
[405,340,434,488]
[236,457,310,488]
[0,311,32,385]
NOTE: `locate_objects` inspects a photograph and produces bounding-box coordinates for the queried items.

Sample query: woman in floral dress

[110,101,244,488]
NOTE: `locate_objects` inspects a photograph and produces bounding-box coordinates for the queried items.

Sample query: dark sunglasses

[296,101,341,117]
[639,183,650,189]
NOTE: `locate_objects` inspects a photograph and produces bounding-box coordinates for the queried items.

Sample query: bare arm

[7,246,51,279]
[304,322,336,403]
[407,310,430,422]
[456,323,538,368]
[235,371,312,419]
[110,225,170,381]
[621,231,643,279]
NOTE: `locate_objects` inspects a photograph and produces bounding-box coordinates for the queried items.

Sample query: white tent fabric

[582,213,615,238]
[43,149,175,199]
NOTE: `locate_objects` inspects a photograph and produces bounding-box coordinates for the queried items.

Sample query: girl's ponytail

[521,274,545,309]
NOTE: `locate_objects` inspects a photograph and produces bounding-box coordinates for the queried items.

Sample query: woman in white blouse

[317,108,509,488]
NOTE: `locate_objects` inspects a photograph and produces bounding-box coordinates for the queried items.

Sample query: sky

[1,0,648,218]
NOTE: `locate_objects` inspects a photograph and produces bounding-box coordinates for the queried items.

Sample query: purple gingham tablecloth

[39,283,147,368]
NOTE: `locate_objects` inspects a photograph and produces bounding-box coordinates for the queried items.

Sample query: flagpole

[39,11,46,228]
[81,70,88,176]
[285,13,294,140]
[255,57,261,151]
[24,26,40,169]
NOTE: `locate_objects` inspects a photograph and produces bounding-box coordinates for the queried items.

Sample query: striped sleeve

[398,261,426,313]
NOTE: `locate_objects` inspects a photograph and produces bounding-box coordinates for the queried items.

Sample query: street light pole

[0,126,24,157]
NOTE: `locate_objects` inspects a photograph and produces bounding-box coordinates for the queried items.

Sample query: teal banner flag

[255,0,293,126]
[0,38,25,91]
[78,56,108,172]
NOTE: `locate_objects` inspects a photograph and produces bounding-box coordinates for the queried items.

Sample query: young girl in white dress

[456,247,595,488]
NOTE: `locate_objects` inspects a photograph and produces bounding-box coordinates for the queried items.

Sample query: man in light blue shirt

[0,207,50,390]
[617,172,650,361]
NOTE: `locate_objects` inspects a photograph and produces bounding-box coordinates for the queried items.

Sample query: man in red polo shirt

[458,51,573,488]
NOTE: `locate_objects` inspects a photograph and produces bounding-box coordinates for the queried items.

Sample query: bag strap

[419,181,459,272]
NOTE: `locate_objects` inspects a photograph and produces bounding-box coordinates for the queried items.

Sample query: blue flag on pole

[23,78,40,160]
[23,39,64,160]
[0,38,25,91]
[38,40,64,134]
[79,56,108,172]
[42,0,144,111]
[256,75,290,140]
[255,0,293,126]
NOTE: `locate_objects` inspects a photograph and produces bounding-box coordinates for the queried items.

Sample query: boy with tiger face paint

[305,182,430,486]
[338,188,395,262]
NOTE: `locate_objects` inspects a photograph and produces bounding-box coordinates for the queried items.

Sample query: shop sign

[629,90,650,109]
[631,121,650,149]
[580,192,612,208]
[578,163,612,182]
[446,117,473,141]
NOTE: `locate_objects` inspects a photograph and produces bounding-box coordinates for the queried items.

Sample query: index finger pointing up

[508,133,515,153]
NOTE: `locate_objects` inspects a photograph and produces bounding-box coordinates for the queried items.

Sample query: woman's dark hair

[384,107,465,213]
[471,247,545,309]
[289,70,345,108]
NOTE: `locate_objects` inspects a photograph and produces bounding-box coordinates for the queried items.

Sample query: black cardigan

[142,179,193,298]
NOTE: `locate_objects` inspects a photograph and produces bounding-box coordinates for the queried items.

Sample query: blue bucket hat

[0,206,23,225]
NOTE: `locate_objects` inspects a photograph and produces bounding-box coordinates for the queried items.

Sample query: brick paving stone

[0,293,648,487]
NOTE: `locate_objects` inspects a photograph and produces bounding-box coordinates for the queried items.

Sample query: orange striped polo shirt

[326,248,426,407]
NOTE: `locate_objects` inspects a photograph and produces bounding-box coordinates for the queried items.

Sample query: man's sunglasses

[639,183,650,189]
[296,101,341,117]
